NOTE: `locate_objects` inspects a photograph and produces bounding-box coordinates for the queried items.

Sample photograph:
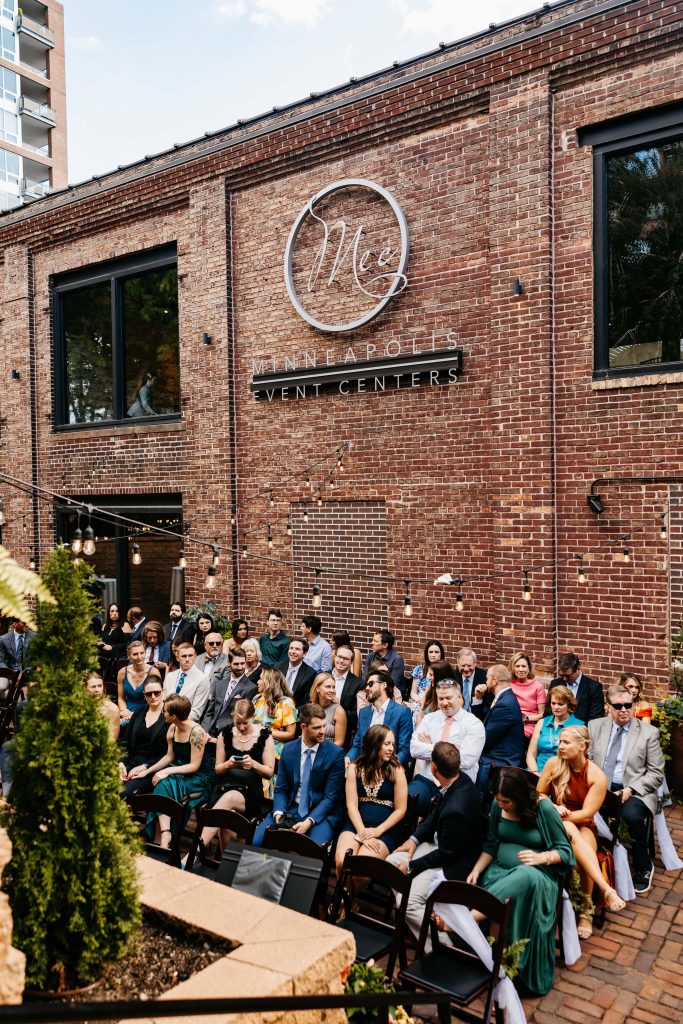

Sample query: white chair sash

[594,812,635,901]
[428,871,527,1024]
[561,890,581,965]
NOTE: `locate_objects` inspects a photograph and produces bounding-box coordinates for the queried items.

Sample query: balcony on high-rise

[19,94,55,126]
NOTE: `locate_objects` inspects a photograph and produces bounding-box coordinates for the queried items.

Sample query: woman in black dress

[193,613,216,655]
[118,676,168,799]
[195,699,275,854]
[97,602,127,680]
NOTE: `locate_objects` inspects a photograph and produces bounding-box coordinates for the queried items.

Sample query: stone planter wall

[0,828,25,1005]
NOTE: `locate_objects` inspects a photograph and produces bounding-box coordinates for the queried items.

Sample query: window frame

[580,102,683,381]
[52,244,180,431]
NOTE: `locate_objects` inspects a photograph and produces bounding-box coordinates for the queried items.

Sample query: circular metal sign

[284,178,409,334]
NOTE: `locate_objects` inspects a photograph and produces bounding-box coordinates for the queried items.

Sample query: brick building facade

[0,0,681,691]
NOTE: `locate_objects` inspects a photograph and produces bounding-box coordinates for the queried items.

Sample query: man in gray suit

[200,647,257,748]
[0,621,35,678]
[195,631,229,687]
[588,683,665,894]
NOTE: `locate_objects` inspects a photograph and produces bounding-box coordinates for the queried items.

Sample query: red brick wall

[1,0,682,697]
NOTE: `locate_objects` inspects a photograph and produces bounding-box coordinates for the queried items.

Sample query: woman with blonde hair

[620,672,652,719]
[508,651,547,739]
[310,672,347,747]
[241,636,263,685]
[253,667,297,796]
[538,724,625,938]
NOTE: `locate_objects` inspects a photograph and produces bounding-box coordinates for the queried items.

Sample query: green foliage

[1,548,141,991]
[568,869,594,920]
[343,961,395,1023]
[652,621,683,760]
[487,935,531,980]
[0,543,55,628]
[186,601,231,639]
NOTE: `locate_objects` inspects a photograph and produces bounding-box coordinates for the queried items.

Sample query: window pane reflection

[123,267,179,418]
[62,282,113,423]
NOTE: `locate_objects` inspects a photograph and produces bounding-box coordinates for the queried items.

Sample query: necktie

[17,632,25,668]
[175,671,186,694]
[603,726,624,786]
[171,623,178,640]
[148,648,156,665]
[298,747,314,818]
[462,676,471,711]
[440,715,454,742]
[287,665,297,688]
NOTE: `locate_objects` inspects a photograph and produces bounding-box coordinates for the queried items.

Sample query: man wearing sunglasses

[588,684,665,894]
[195,631,228,684]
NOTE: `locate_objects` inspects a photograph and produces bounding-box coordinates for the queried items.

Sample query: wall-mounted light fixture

[512,278,524,298]
[202,332,212,346]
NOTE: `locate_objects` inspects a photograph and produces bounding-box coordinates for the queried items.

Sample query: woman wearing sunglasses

[118,676,169,799]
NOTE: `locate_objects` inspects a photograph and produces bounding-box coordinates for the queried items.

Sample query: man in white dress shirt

[408,677,485,814]
[162,641,210,722]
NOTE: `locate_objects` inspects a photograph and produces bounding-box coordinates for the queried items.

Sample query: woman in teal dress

[145,693,215,846]
[467,768,575,997]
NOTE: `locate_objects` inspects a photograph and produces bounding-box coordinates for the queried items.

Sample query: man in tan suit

[588,683,664,894]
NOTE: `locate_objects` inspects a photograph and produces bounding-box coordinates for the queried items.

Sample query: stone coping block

[137,855,353,1024]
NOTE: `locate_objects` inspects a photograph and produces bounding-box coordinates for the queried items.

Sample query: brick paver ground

[522,802,683,1024]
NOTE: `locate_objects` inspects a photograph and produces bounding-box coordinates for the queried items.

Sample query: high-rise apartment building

[0,0,65,211]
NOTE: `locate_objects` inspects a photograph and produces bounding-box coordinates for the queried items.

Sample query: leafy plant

[568,868,595,920]
[1,548,141,990]
[487,935,531,980]
[343,960,395,1023]
[0,543,55,627]
[652,620,683,760]
[186,600,231,639]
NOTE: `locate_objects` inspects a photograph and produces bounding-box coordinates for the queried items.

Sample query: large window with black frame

[56,496,183,625]
[52,245,180,426]
[581,103,683,378]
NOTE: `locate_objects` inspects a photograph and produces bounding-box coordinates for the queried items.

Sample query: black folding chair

[129,793,186,868]
[262,826,331,917]
[185,807,256,872]
[397,880,510,1024]
[0,670,23,745]
[328,850,412,977]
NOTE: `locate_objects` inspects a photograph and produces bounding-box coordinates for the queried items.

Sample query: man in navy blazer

[472,662,525,796]
[547,652,605,723]
[253,703,345,846]
[348,669,413,766]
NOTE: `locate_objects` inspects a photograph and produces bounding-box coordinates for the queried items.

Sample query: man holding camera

[253,703,345,846]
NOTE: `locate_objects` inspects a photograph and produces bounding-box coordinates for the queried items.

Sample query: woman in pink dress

[508,652,547,740]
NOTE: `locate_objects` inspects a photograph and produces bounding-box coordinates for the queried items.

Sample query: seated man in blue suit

[253,702,345,846]
[348,669,413,766]
[472,662,525,797]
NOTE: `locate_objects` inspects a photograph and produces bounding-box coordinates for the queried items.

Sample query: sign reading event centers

[251,178,463,400]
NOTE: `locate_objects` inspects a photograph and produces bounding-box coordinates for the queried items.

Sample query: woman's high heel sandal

[604,887,626,912]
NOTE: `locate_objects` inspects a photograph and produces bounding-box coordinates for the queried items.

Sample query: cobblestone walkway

[523,802,683,1024]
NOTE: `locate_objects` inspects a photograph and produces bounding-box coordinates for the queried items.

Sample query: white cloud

[215,1,247,16]
[70,35,102,50]
[389,0,547,40]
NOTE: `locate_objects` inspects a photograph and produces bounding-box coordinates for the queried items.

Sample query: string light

[269,491,275,509]
[622,538,631,563]
[28,545,36,572]
[577,555,587,584]
[212,542,220,567]
[660,515,668,541]
[267,525,273,550]
[178,548,187,568]
[286,516,292,537]
[71,512,83,554]
[83,525,96,556]
[455,579,464,612]
[205,564,217,589]
[241,534,248,559]
[523,569,531,602]
[303,508,309,524]
[132,542,142,566]
[0,498,4,527]
[403,579,413,617]
[312,568,322,609]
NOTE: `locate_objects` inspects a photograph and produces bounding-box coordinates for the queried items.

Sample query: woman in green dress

[466,768,575,996]
[145,693,215,846]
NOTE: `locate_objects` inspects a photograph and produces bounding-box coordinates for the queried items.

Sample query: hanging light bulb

[269,491,275,509]
[523,569,531,602]
[28,545,36,572]
[83,524,96,556]
[0,498,5,528]
[577,557,587,584]
[267,525,273,550]
[72,526,83,554]
[317,488,323,507]
[205,564,217,589]
[131,542,142,566]
[660,515,668,541]
[306,474,312,490]
[403,580,413,617]
[286,516,292,537]
[455,579,464,613]
[241,534,248,559]
[212,542,220,567]
[303,508,309,524]
[312,569,322,609]
[622,538,631,563]
[178,548,187,568]
[230,513,236,526]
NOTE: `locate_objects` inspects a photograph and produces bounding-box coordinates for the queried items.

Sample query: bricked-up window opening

[581,103,683,379]
[56,495,182,625]
[52,245,180,427]
[291,502,387,652]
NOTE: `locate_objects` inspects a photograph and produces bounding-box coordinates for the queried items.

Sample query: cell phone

[233,754,246,761]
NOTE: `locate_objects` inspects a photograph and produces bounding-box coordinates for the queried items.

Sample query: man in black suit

[163,602,196,646]
[453,647,488,713]
[276,638,316,708]
[200,647,257,747]
[389,741,483,950]
[127,608,147,642]
[547,652,605,724]
[472,662,525,797]
[330,644,364,737]
[0,621,35,677]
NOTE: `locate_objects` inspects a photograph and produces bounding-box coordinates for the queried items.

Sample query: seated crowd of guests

[72,601,675,999]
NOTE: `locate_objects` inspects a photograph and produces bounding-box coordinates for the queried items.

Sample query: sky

[63,0,560,184]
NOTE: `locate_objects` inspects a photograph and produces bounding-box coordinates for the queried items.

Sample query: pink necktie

[440,716,454,741]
